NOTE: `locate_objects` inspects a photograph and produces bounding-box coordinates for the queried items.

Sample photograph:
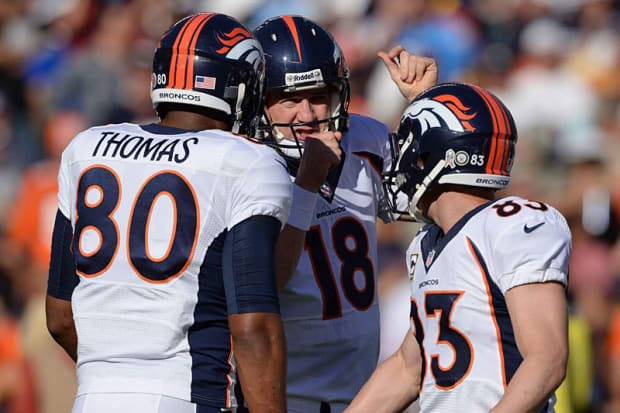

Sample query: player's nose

[296,99,315,123]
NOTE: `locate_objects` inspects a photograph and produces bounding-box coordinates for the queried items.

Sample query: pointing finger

[377,51,399,80]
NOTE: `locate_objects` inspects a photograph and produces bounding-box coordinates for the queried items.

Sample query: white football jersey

[280,114,393,403]
[406,196,571,412]
[56,122,291,408]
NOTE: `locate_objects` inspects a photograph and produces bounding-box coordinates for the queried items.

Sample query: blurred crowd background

[0,0,617,412]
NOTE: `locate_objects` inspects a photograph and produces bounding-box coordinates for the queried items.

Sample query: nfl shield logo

[426,249,435,267]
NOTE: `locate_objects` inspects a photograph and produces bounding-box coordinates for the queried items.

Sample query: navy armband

[48,210,79,300]
[223,215,281,314]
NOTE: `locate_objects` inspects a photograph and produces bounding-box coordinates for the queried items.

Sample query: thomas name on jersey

[91,131,198,163]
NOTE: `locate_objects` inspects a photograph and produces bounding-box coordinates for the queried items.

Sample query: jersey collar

[421,199,495,271]
[140,123,199,135]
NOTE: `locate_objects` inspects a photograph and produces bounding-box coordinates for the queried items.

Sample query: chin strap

[232,83,246,134]
[408,159,447,219]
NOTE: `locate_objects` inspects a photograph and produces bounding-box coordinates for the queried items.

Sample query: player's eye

[279,98,301,107]
[310,94,329,105]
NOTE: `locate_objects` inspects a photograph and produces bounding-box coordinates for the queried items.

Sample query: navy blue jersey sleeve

[222,215,281,314]
[48,209,79,301]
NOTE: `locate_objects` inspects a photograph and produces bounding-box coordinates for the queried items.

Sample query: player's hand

[295,131,343,193]
[377,46,438,103]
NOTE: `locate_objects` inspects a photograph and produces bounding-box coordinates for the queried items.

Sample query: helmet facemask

[383,125,448,222]
[258,78,349,166]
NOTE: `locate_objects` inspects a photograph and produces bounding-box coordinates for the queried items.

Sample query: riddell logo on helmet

[285,69,323,86]
[476,177,509,186]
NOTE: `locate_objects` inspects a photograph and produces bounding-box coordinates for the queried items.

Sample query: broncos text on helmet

[253,15,350,160]
[151,13,265,135]
[383,82,518,220]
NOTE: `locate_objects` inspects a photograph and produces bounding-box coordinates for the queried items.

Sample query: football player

[46,13,291,413]
[253,15,437,412]
[346,82,571,412]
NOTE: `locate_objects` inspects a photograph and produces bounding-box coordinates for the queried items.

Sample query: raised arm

[377,46,438,104]
[345,329,422,413]
[274,132,342,289]
[491,281,568,413]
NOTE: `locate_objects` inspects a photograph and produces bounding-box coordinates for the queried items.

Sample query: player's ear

[417,155,425,170]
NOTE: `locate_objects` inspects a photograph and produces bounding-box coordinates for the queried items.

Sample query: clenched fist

[295,131,343,193]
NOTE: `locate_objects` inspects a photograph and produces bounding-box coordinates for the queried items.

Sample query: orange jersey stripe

[466,237,507,389]
[282,15,302,62]
[225,335,235,407]
[186,13,215,89]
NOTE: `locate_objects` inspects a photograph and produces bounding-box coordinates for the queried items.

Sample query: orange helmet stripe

[496,98,512,173]
[172,14,213,89]
[185,13,216,89]
[486,92,506,175]
[486,91,510,175]
[168,15,197,89]
[471,85,500,175]
[282,15,302,63]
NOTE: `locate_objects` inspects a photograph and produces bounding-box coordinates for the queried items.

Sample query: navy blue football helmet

[253,15,350,156]
[151,13,264,134]
[383,82,518,219]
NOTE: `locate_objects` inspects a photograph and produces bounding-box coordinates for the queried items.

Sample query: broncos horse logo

[217,27,263,72]
[402,94,477,136]
[395,95,478,172]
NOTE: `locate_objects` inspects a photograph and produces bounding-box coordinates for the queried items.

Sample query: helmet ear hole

[419,153,430,169]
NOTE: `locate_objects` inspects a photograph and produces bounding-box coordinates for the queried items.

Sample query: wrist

[294,172,323,193]
[287,184,318,231]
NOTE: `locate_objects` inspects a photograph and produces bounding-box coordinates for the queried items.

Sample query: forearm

[275,183,318,290]
[496,282,569,413]
[230,313,287,412]
[491,353,566,413]
[51,329,77,362]
[275,224,305,289]
[45,295,77,361]
[346,348,419,412]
